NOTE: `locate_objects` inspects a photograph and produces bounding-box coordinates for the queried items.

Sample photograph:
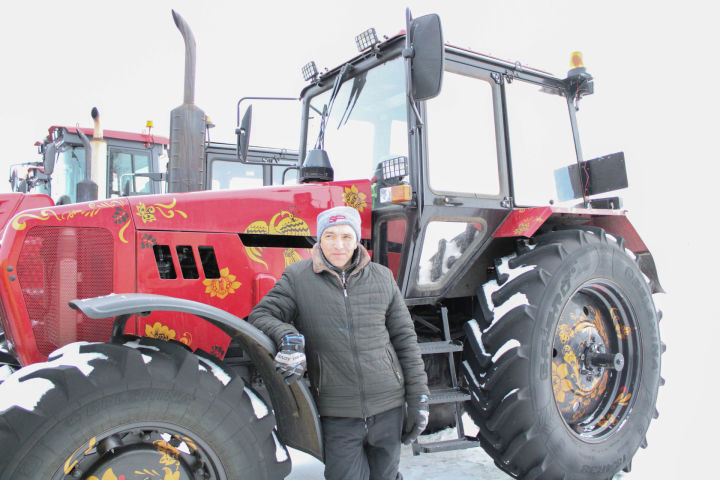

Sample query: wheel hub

[551,281,640,440]
[57,425,221,480]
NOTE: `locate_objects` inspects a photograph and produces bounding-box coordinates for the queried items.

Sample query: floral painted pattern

[552,362,573,403]
[203,267,242,299]
[145,322,177,342]
[135,198,187,224]
[343,184,368,212]
[244,210,311,268]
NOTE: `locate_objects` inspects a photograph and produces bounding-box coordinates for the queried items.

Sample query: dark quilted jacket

[249,244,429,418]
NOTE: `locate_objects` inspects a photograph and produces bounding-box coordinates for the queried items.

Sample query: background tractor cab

[9,112,300,207]
[9,109,168,205]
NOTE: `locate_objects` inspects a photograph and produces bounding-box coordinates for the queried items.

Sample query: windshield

[50,146,86,204]
[307,56,407,181]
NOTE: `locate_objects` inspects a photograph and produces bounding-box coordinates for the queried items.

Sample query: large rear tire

[462,228,662,479]
[0,338,291,480]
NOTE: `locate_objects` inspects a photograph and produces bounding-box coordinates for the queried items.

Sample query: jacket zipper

[342,270,368,418]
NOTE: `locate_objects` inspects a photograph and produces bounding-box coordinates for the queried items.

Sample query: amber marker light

[570,51,584,69]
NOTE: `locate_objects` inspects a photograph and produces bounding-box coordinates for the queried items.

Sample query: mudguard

[69,293,323,460]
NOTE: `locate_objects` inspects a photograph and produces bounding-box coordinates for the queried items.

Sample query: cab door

[404,58,511,300]
[107,146,158,197]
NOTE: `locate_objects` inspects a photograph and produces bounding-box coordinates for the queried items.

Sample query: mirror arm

[404,9,424,127]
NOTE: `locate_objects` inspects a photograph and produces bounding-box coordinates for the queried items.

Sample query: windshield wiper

[314,64,352,149]
[338,71,367,128]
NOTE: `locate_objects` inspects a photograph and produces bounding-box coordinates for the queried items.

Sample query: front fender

[69,293,323,460]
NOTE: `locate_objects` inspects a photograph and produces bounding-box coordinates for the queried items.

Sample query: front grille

[17,226,114,356]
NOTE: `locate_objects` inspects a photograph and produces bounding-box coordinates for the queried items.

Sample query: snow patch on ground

[197,356,231,386]
[0,365,13,383]
[244,386,269,419]
[141,354,152,365]
[0,342,107,413]
[272,429,290,462]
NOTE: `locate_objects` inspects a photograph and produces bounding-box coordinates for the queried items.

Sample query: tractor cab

[284,15,631,302]
[12,124,168,204]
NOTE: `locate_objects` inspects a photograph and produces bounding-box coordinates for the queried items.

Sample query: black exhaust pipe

[168,10,206,193]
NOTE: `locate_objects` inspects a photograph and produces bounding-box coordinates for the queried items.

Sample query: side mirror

[408,13,444,101]
[43,142,57,176]
[236,106,252,163]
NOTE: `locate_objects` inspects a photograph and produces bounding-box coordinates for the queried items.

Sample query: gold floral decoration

[552,362,573,403]
[137,202,157,223]
[87,469,120,480]
[145,322,176,341]
[203,267,242,299]
[343,185,368,212]
[244,210,310,268]
[135,198,187,224]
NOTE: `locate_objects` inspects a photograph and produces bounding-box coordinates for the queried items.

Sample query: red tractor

[0,10,662,480]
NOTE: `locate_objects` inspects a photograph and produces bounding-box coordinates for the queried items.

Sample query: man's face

[320,224,359,270]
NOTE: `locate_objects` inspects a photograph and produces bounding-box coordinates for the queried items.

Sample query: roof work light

[355,28,379,52]
[302,61,319,82]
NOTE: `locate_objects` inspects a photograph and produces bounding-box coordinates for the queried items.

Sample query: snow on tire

[461,228,663,479]
[0,338,291,480]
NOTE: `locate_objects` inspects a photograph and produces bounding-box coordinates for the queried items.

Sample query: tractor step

[428,387,471,405]
[412,437,480,455]
[418,340,463,355]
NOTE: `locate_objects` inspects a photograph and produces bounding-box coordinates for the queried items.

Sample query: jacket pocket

[386,347,403,385]
[311,352,323,395]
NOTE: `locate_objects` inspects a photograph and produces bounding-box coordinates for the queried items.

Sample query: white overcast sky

[0,1,718,478]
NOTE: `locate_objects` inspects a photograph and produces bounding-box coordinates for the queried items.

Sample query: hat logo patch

[329,215,346,223]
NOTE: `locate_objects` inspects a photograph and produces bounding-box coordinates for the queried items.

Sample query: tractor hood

[124,179,372,240]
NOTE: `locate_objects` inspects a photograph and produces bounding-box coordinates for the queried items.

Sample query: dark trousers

[321,406,404,480]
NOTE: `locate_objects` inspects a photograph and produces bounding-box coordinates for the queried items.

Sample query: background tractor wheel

[0,338,291,480]
[461,228,663,479]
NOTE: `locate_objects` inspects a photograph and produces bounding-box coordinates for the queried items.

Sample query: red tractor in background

[0,10,663,480]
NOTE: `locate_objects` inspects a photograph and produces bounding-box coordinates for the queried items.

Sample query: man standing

[249,206,429,480]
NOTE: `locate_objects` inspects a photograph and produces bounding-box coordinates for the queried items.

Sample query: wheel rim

[54,422,226,480]
[551,280,641,441]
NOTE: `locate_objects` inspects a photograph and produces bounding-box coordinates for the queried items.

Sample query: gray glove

[274,334,306,384]
[402,394,430,444]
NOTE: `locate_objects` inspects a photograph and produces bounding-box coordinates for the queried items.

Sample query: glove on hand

[274,334,306,385]
[402,394,430,444]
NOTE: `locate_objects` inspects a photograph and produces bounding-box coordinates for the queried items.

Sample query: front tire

[462,228,662,479]
[0,338,291,480]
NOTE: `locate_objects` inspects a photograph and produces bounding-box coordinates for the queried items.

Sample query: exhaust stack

[89,107,107,196]
[168,10,206,193]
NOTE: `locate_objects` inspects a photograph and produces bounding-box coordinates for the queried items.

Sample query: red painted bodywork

[0,180,372,365]
[0,193,54,239]
[47,126,169,146]
[493,206,649,253]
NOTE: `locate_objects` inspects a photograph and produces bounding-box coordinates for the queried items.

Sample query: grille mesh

[17,226,114,356]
